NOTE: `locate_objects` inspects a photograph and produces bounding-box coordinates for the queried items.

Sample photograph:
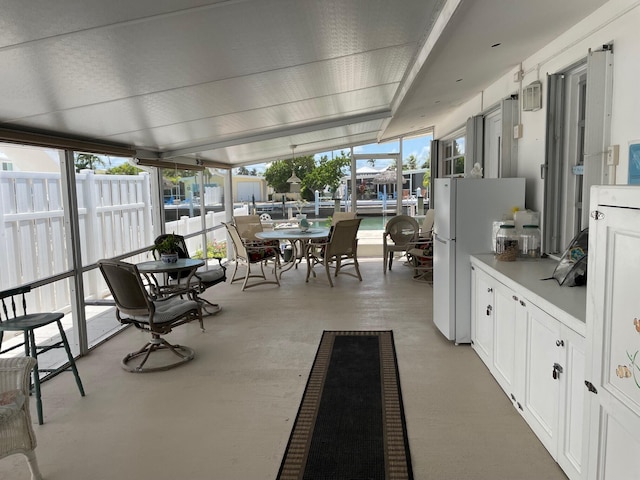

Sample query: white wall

[435,0,640,213]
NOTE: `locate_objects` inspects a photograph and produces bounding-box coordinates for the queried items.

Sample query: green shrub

[193,240,227,259]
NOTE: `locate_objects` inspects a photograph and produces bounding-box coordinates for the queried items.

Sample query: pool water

[358,216,389,230]
[316,216,388,230]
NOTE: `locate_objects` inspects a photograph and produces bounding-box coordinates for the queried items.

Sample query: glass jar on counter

[519,225,541,258]
[495,224,519,261]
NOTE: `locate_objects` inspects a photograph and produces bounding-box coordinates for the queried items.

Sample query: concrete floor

[0,257,568,480]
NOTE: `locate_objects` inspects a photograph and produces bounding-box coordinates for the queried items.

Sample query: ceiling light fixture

[286,145,301,184]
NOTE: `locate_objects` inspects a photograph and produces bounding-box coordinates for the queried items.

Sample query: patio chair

[383,215,420,273]
[330,211,357,225]
[420,209,435,237]
[223,222,281,291]
[406,237,434,282]
[0,286,85,425]
[0,357,42,480]
[406,208,435,281]
[97,259,202,372]
[153,234,226,315]
[305,218,362,287]
[234,214,264,240]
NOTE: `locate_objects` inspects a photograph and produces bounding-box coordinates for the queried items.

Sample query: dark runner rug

[277,330,413,480]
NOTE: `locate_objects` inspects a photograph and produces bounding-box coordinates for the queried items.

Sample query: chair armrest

[0,357,36,397]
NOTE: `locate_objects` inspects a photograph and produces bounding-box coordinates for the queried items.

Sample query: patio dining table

[255,227,330,278]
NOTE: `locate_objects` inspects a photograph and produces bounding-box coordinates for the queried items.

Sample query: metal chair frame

[152,234,226,315]
[305,218,363,287]
[223,222,281,291]
[97,259,202,373]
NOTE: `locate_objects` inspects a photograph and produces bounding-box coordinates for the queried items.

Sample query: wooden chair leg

[56,320,86,397]
[27,330,44,425]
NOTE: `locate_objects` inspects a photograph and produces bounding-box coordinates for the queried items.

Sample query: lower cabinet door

[557,326,585,480]
[522,301,561,457]
[492,282,518,396]
[471,266,494,368]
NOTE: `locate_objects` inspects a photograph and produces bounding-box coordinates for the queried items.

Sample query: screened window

[543,47,612,255]
[441,134,465,177]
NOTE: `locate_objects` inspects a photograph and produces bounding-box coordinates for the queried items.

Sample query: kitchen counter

[470,254,587,336]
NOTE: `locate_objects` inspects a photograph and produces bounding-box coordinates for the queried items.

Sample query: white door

[586,204,640,480]
[236,181,262,202]
[484,109,502,179]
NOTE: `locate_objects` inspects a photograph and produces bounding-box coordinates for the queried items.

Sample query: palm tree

[74,153,105,172]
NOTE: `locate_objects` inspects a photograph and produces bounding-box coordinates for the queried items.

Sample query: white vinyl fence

[1,168,240,313]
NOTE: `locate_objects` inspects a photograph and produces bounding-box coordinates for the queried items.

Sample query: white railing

[0,170,154,310]
[0,168,245,313]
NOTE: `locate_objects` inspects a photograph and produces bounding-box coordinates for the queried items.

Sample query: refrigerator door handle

[434,233,449,244]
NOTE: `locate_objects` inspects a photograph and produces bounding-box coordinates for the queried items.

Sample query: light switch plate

[607,145,619,166]
[513,124,523,139]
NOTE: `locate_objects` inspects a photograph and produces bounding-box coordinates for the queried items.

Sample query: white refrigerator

[432,177,525,343]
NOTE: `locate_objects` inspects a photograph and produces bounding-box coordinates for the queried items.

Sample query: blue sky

[242,132,432,174]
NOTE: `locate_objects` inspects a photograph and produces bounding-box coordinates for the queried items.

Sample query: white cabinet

[521,301,585,479]
[470,257,586,480]
[493,282,519,398]
[584,186,640,480]
[471,266,522,400]
[471,266,494,367]
[521,301,561,453]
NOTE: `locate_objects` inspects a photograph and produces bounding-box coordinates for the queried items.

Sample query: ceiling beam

[379,0,463,140]
[160,109,392,159]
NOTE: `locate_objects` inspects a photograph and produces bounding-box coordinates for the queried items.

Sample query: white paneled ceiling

[0,0,607,167]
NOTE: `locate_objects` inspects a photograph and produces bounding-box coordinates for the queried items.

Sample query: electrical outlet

[607,145,619,166]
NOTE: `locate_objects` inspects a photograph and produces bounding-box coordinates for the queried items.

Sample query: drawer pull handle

[585,381,598,394]
[556,339,565,347]
[552,363,564,380]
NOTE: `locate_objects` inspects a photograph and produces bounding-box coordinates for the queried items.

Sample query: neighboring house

[0,145,60,172]
[233,174,268,202]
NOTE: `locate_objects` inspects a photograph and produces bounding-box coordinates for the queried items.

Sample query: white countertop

[471,254,587,336]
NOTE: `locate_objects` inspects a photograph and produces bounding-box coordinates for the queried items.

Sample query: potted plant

[151,233,181,263]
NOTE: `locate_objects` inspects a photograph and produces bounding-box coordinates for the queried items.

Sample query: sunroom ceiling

[0,0,607,167]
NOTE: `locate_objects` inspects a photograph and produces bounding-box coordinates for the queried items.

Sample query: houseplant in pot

[151,233,181,263]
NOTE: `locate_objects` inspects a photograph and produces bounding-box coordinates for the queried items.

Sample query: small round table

[137,258,205,298]
[255,228,330,278]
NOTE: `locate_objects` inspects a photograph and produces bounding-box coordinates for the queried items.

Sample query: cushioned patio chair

[223,222,281,291]
[420,209,435,237]
[98,259,202,372]
[406,237,434,282]
[153,234,226,315]
[330,211,357,225]
[407,208,435,282]
[305,218,362,287]
[234,214,264,240]
[382,215,420,273]
[0,357,42,480]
